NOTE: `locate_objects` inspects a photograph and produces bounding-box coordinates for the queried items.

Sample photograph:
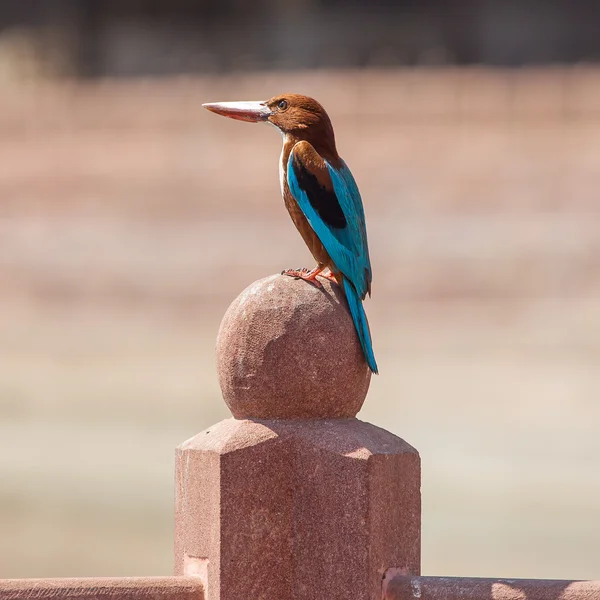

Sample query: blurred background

[1,0,600,581]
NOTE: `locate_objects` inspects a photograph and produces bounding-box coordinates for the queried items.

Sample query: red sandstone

[383,576,600,600]
[216,274,371,419]
[175,275,420,600]
[0,577,204,600]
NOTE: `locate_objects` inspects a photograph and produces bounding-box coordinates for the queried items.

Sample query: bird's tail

[342,277,378,374]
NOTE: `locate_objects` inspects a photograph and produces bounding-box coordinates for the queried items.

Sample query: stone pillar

[174,274,420,600]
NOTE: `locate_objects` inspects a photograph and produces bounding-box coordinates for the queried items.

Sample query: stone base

[175,418,420,600]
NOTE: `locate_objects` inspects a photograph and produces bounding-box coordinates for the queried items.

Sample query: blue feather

[343,277,378,374]
[287,148,378,373]
[287,155,360,286]
[327,161,372,295]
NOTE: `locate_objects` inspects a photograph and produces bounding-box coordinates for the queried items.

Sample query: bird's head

[203,93,336,153]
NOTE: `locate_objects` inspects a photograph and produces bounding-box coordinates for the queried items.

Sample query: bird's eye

[277,99,288,111]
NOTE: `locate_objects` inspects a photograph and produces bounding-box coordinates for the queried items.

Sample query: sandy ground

[1,69,599,579]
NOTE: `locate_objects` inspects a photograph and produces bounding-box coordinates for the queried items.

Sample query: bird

[203,94,378,374]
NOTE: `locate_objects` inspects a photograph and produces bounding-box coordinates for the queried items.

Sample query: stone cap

[216,274,371,419]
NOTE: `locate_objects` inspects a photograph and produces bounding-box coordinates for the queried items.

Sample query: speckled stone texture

[174,275,420,600]
[175,419,420,600]
[216,274,371,419]
[0,577,204,600]
[383,576,600,600]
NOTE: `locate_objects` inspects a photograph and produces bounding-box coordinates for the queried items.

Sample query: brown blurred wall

[1,68,599,578]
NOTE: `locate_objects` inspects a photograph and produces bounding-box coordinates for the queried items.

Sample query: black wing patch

[291,154,347,230]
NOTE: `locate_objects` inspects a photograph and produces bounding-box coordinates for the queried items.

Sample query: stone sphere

[216,274,371,419]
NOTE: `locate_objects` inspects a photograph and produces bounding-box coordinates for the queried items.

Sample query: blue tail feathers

[342,278,378,374]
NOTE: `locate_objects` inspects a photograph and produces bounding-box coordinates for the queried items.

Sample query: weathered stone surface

[175,418,420,600]
[216,274,371,419]
[0,577,204,600]
[383,576,600,600]
[175,276,419,598]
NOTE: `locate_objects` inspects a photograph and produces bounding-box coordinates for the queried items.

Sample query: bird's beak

[202,101,270,123]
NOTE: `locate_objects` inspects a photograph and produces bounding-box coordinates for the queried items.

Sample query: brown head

[203,93,337,156]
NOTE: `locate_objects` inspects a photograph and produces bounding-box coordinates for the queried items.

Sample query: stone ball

[216,274,371,419]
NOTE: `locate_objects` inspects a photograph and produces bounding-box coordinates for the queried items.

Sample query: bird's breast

[279,145,286,197]
[278,141,331,268]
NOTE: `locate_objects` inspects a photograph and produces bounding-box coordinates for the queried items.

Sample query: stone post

[174,274,420,600]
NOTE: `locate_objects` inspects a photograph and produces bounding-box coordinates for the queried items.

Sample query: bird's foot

[281,267,324,289]
[320,270,339,285]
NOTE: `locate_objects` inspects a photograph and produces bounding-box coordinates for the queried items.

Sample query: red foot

[281,267,324,288]
[320,270,339,285]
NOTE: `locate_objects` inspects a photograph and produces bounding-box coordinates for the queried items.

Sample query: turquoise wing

[287,142,372,299]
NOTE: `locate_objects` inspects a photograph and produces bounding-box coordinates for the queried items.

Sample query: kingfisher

[203,94,377,374]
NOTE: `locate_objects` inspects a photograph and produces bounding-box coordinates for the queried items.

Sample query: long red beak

[202,101,270,123]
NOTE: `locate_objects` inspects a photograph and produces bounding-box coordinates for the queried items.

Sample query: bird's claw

[281,268,323,289]
[319,271,339,284]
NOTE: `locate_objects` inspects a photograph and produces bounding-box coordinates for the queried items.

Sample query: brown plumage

[265,94,343,278]
[202,93,378,372]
